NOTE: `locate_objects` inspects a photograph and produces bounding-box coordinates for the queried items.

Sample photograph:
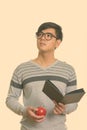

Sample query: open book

[42,80,85,104]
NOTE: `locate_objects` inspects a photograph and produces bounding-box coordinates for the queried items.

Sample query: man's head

[36,22,63,41]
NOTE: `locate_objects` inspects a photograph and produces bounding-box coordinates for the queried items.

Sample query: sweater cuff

[21,107,28,117]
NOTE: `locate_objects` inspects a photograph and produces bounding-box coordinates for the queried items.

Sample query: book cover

[42,80,85,104]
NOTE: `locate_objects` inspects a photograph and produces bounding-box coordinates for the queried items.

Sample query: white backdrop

[0,0,87,130]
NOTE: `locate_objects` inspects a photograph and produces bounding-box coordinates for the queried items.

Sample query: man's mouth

[40,42,46,45]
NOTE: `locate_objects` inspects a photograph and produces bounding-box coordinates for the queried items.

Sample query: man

[6,22,78,130]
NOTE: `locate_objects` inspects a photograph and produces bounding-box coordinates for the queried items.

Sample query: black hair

[36,22,63,41]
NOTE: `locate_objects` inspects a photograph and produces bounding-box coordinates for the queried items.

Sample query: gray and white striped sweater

[6,60,78,130]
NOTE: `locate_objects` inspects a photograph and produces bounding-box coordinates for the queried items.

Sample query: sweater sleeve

[64,66,78,114]
[5,66,27,116]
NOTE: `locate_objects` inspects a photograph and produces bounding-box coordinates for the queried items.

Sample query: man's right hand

[26,107,45,122]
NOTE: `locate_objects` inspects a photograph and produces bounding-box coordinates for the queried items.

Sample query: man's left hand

[53,101,65,115]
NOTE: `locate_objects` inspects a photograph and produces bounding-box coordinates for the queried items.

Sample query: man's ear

[55,39,61,48]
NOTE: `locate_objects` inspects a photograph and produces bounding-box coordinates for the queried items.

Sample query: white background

[0,0,87,130]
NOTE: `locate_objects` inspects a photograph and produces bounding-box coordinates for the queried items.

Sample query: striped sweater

[6,60,78,130]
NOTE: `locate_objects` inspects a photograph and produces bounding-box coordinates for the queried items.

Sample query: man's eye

[47,34,51,37]
[38,33,42,36]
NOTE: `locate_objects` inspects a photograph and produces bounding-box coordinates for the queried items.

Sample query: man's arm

[6,85,27,116]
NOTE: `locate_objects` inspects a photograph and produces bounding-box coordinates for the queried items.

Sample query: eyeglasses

[36,32,57,41]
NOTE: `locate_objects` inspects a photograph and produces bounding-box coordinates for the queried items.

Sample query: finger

[27,107,38,118]
[35,117,45,122]
[55,102,65,110]
[53,100,58,105]
[57,105,64,112]
[56,107,62,113]
[54,104,65,114]
[53,107,62,115]
[58,103,65,108]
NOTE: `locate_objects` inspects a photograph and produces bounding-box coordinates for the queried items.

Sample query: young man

[6,22,78,130]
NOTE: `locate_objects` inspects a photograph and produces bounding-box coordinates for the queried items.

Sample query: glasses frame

[36,32,57,41]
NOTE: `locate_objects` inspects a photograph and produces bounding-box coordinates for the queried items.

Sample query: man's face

[36,28,61,52]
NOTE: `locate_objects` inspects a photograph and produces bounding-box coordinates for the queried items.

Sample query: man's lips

[40,42,46,46]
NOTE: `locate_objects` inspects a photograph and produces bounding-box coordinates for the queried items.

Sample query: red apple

[36,106,47,116]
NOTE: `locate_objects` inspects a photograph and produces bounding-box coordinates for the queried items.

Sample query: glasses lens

[36,32,43,39]
[45,33,52,40]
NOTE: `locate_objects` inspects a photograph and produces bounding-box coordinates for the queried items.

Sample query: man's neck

[34,52,57,67]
